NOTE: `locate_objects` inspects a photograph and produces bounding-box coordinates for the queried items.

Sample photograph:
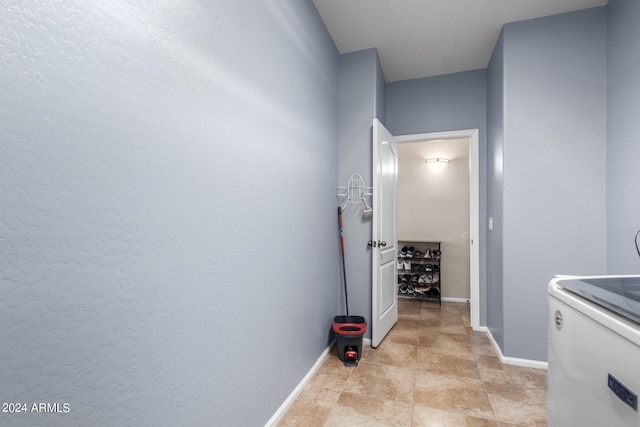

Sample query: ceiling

[312,0,608,82]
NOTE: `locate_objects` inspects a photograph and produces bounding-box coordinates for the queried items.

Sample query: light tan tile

[399,309,423,321]
[454,302,471,312]
[418,330,473,354]
[460,311,472,324]
[485,382,547,426]
[324,392,412,427]
[476,354,503,369]
[413,405,497,426]
[361,341,417,368]
[422,309,462,323]
[417,348,481,379]
[307,351,353,391]
[398,299,423,321]
[276,384,339,427]
[503,365,547,391]
[472,342,498,357]
[476,356,548,391]
[399,299,423,311]
[398,298,422,310]
[421,321,468,336]
[396,316,421,329]
[476,355,511,384]
[343,361,415,403]
[278,302,547,426]
[386,320,420,346]
[469,331,491,344]
[418,346,477,363]
[423,302,461,313]
[414,372,495,419]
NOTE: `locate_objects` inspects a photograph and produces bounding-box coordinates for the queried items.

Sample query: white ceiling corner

[312,0,608,82]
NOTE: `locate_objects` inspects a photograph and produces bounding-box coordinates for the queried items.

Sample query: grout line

[409,299,426,426]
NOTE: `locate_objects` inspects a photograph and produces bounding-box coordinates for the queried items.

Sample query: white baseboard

[441,297,470,303]
[264,340,334,427]
[485,329,548,370]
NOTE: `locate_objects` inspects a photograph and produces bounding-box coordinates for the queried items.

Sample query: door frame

[396,129,481,330]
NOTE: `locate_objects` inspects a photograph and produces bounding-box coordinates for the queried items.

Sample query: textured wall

[0,1,339,426]
[486,30,506,352]
[606,0,640,273]
[337,48,385,336]
[499,7,607,361]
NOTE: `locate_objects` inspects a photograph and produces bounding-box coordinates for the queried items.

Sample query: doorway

[396,129,480,330]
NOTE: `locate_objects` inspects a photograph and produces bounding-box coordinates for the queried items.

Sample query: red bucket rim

[332,319,367,335]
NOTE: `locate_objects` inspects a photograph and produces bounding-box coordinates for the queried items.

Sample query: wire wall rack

[337,173,373,215]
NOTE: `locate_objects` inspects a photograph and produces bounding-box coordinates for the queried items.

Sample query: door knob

[368,241,377,247]
[378,241,387,247]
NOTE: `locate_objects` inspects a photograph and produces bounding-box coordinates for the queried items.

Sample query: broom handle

[338,207,349,316]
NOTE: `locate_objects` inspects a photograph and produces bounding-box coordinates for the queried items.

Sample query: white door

[371,119,398,348]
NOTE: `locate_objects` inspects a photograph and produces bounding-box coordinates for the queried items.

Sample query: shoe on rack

[424,249,431,259]
[407,246,415,257]
[400,246,409,257]
[403,260,411,270]
[407,284,415,295]
[400,284,408,294]
[418,274,428,284]
[416,285,430,294]
[397,259,403,270]
[414,251,421,259]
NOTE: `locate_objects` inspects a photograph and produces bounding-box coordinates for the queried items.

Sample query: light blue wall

[606,0,640,273]
[0,1,339,426]
[337,48,385,336]
[386,70,488,325]
[486,31,505,351]
[375,53,387,125]
[386,70,487,138]
[488,7,607,361]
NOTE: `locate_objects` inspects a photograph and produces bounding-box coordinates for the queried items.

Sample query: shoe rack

[397,241,442,305]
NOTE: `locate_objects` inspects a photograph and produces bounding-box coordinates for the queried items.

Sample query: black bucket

[332,315,367,367]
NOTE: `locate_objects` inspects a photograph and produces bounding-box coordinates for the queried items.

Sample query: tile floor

[277,299,548,426]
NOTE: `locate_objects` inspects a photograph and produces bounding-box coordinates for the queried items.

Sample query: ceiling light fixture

[426,157,450,172]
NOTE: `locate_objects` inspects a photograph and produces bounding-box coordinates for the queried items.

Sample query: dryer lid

[558,277,640,324]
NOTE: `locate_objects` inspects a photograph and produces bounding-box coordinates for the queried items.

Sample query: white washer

[548,275,640,427]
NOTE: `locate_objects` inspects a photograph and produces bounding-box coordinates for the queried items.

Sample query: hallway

[277,300,547,426]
